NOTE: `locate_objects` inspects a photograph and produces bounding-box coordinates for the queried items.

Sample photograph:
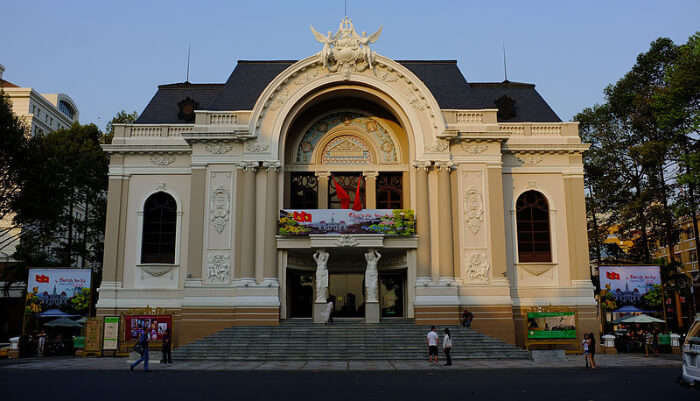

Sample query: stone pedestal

[313,302,328,323]
[365,302,380,323]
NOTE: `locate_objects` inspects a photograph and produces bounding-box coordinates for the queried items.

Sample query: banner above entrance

[279,209,415,236]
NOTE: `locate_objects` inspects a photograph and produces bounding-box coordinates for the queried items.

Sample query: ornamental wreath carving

[464,187,484,234]
[150,154,175,166]
[466,253,490,282]
[207,254,230,283]
[205,143,233,154]
[209,186,231,234]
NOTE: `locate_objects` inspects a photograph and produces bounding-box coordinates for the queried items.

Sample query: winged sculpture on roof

[311,17,382,76]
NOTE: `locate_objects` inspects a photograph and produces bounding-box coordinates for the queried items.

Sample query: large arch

[248,54,447,162]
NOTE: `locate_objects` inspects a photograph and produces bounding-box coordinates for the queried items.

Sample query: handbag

[133,342,144,355]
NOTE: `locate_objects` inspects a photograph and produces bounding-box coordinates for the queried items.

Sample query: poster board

[84,318,100,353]
[278,209,415,236]
[599,265,661,312]
[25,268,91,316]
[102,316,119,351]
[527,312,577,339]
[124,314,172,345]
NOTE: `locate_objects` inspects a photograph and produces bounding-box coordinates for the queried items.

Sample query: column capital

[362,171,379,178]
[437,161,455,172]
[237,161,259,172]
[412,160,432,171]
[262,161,281,172]
[315,171,331,178]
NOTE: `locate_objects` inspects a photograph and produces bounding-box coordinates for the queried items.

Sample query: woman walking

[582,333,590,368]
[443,328,453,366]
[588,332,596,369]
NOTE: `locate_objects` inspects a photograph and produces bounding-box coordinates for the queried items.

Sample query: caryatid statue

[364,249,381,303]
[313,249,330,303]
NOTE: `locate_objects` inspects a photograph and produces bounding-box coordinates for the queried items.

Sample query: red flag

[352,177,363,211]
[333,177,351,209]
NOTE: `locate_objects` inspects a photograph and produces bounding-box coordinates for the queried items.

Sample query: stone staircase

[173,319,530,361]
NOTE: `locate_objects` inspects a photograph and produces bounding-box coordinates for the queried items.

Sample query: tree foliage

[103,110,138,144]
[577,33,700,270]
[0,91,29,222]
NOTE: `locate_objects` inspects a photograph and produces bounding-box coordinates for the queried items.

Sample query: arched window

[141,192,177,264]
[516,191,551,263]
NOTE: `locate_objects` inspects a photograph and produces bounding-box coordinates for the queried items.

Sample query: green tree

[14,123,108,268]
[0,91,28,222]
[103,110,138,144]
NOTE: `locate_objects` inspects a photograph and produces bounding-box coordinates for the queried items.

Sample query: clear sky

[2,0,698,128]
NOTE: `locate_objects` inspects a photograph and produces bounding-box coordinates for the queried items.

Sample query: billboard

[527,312,577,339]
[25,268,91,316]
[599,265,661,312]
[125,315,172,343]
[278,209,415,236]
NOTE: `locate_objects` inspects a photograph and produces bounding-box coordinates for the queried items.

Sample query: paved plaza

[1,353,682,371]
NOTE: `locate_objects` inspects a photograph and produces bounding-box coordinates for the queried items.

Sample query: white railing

[455,112,484,124]
[209,112,238,125]
[499,123,565,136]
[119,124,195,138]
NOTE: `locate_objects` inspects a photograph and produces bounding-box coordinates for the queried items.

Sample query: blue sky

[2,0,698,128]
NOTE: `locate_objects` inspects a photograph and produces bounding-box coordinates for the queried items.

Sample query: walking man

[130,325,150,372]
[161,328,172,364]
[426,326,440,364]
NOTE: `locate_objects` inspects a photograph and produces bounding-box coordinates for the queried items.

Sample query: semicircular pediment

[295,112,398,164]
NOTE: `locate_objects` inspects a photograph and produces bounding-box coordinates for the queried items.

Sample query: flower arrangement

[278,216,312,235]
[366,209,415,236]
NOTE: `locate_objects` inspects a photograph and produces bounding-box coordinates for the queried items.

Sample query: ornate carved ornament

[207,253,230,283]
[460,142,489,155]
[245,142,270,153]
[336,234,360,247]
[209,185,231,234]
[426,138,449,153]
[515,154,544,166]
[205,142,234,154]
[465,252,490,282]
[149,154,176,166]
[464,187,484,234]
[311,17,382,77]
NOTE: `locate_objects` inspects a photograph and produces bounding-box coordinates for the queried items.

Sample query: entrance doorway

[380,271,405,318]
[287,269,313,318]
[329,273,365,318]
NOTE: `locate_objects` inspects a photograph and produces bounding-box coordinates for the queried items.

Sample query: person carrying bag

[443,328,453,366]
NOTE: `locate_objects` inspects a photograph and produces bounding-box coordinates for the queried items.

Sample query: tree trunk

[66,189,74,266]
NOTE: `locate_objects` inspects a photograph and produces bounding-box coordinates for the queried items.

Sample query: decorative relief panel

[516,154,544,166]
[295,112,398,164]
[245,142,270,153]
[465,252,490,282]
[205,143,233,154]
[209,185,231,234]
[426,138,449,153]
[464,187,484,234]
[150,154,175,166]
[322,135,372,164]
[207,253,230,283]
[460,142,488,154]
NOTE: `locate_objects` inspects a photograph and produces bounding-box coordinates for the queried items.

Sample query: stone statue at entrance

[313,249,330,303]
[364,249,381,303]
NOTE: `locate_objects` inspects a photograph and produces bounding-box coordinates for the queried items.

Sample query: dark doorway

[380,271,405,318]
[287,269,313,318]
[329,273,365,317]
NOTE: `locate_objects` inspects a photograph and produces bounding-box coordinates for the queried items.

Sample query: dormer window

[495,95,516,121]
[177,97,198,122]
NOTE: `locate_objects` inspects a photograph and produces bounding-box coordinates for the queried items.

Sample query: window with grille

[376,173,402,209]
[141,192,177,264]
[290,173,318,209]
[516,190,551,263]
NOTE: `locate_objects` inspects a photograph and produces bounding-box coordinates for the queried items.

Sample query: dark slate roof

[136,60,560,123]
[136,82,224,123]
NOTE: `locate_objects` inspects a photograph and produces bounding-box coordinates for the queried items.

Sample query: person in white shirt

[426,326,440,364]
[443,328,453,366]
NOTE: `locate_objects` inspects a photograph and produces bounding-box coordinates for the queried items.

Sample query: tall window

[516,190,551,263]
[376,173,402,209]
[141,192,177,264]
[329,173,364,209]
[290,173,318,209]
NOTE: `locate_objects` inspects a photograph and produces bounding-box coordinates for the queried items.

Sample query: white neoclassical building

[97,18,596,347]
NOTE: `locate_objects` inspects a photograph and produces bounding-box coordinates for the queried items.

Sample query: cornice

[101,144,192,154]
[503,143,590,154]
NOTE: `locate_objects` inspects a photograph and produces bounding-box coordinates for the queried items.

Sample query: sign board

[527,312,577,339]
[599,265,661,312]
[84,318,100,352]
[102,316,119,351]
[125,315,172,343]
[279,209,415,236]
[25,268,91,316]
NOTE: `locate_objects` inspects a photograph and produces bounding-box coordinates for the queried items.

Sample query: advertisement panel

[25,268,92,316]
[278,209,415,236]
[599,265,661,312]
[125,315,172,343]
[102,316,120,351]
[527,312,577,339]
